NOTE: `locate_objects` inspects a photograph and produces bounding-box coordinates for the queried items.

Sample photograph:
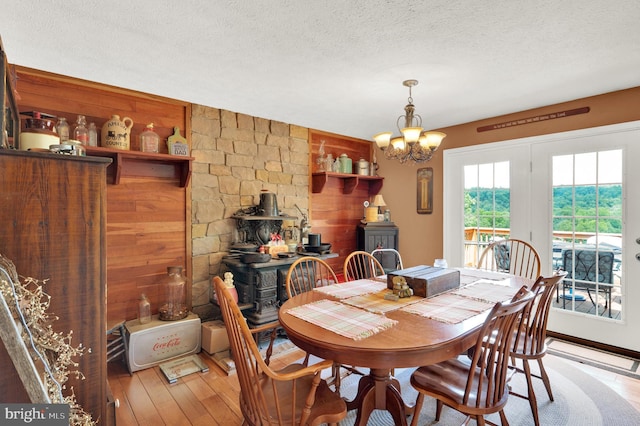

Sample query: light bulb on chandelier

[373,79,446,164]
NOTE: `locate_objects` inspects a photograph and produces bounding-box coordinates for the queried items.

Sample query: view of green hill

[464,185,622,233]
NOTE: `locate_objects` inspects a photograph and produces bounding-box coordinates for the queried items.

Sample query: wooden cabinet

[357,222,399,251]
[0,150,110,422]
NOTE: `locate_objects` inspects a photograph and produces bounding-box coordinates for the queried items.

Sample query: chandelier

[373,79,446,164]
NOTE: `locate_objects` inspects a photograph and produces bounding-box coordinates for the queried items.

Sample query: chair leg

[498,409,509,426]
[435,400,443,421]
[333,363,341,393]
[587,288,612,317]
[523,360,540,426]
[410,394,425,426]
[537,358,554,402]
[586,288,598,308]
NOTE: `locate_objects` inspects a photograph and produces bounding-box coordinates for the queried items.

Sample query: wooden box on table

[387,266,460,298]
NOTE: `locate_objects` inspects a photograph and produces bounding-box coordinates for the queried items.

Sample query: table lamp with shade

[372,194,386,221]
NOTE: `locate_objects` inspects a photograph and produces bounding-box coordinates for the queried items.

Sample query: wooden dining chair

[213,276,347,426]
[477,238,541,280]
[371,248,404,274]
[285,257,359,391]
[509,272,567,426]
[343,250,385,281]
[409,286,534,426]
[285,256,338,299]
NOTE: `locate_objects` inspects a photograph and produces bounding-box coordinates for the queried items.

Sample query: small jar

[325,153,333,172]
[332,158,340,172]
[159,266,188,321]
[88,122,98,147]
[339,153,352,174]
[140,122,160,153]
[73,115,89,145]
[55,117,70,142]
[138,294,151,324]
[384,209,391,222]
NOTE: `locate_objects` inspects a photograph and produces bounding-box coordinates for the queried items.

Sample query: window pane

[464,165,478,189]
[574,152,596,185]
[553,186,574,217]
[598,184,622,217]
[598,218,622,235]
[494,161,510,188]
[552,149,623,319]
[478,163,494,188]
[464,161,511,267]
[598,150,622,184]
[553,155,573,186]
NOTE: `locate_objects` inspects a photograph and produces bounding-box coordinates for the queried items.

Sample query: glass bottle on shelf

[140,122,160,153]
[73,114,89,145]
[55,117,69,142]
[159,266,188,321]
[88,122,98,147]
[138,294,151,324]
[316,139,326,171]
[332,157,340,172]
[325,153,333,172]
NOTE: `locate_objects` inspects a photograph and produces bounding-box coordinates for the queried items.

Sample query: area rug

[260,338,299,359]
[337,355,640,425]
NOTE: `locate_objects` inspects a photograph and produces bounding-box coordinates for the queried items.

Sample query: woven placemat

[286,299,397,340]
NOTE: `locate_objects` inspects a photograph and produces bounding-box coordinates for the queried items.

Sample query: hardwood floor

[108,347,298,426]
[107,340,640,425]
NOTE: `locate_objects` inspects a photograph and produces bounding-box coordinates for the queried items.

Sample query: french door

[444,121,640,351]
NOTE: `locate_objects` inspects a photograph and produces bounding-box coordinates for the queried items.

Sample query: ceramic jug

[101,114,133,150]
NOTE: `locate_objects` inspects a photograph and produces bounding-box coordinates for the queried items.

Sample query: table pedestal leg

[346,368,414,426]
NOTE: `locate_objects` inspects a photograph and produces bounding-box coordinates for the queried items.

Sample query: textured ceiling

[1,1,639,140]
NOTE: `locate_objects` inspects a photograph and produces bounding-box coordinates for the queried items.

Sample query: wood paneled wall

[15,67,188,154]
[309,130,377,274]
[15,67,192,324]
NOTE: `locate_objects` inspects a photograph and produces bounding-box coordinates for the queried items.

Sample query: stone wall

[189,104,310,318]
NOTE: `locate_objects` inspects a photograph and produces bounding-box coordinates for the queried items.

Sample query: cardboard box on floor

[201,320,230,355]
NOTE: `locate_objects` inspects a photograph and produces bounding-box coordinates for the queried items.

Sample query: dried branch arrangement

[0,254,96,426]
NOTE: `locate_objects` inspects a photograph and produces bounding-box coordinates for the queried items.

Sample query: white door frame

[443,141,530,269]
[444,121,640,351]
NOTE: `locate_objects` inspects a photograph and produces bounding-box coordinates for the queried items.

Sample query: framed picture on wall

[417,167,433,214]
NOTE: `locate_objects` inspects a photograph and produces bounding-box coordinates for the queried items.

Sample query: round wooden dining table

[278,273,532,426]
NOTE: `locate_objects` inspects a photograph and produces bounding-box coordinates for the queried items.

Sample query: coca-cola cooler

[125,312,201,372]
